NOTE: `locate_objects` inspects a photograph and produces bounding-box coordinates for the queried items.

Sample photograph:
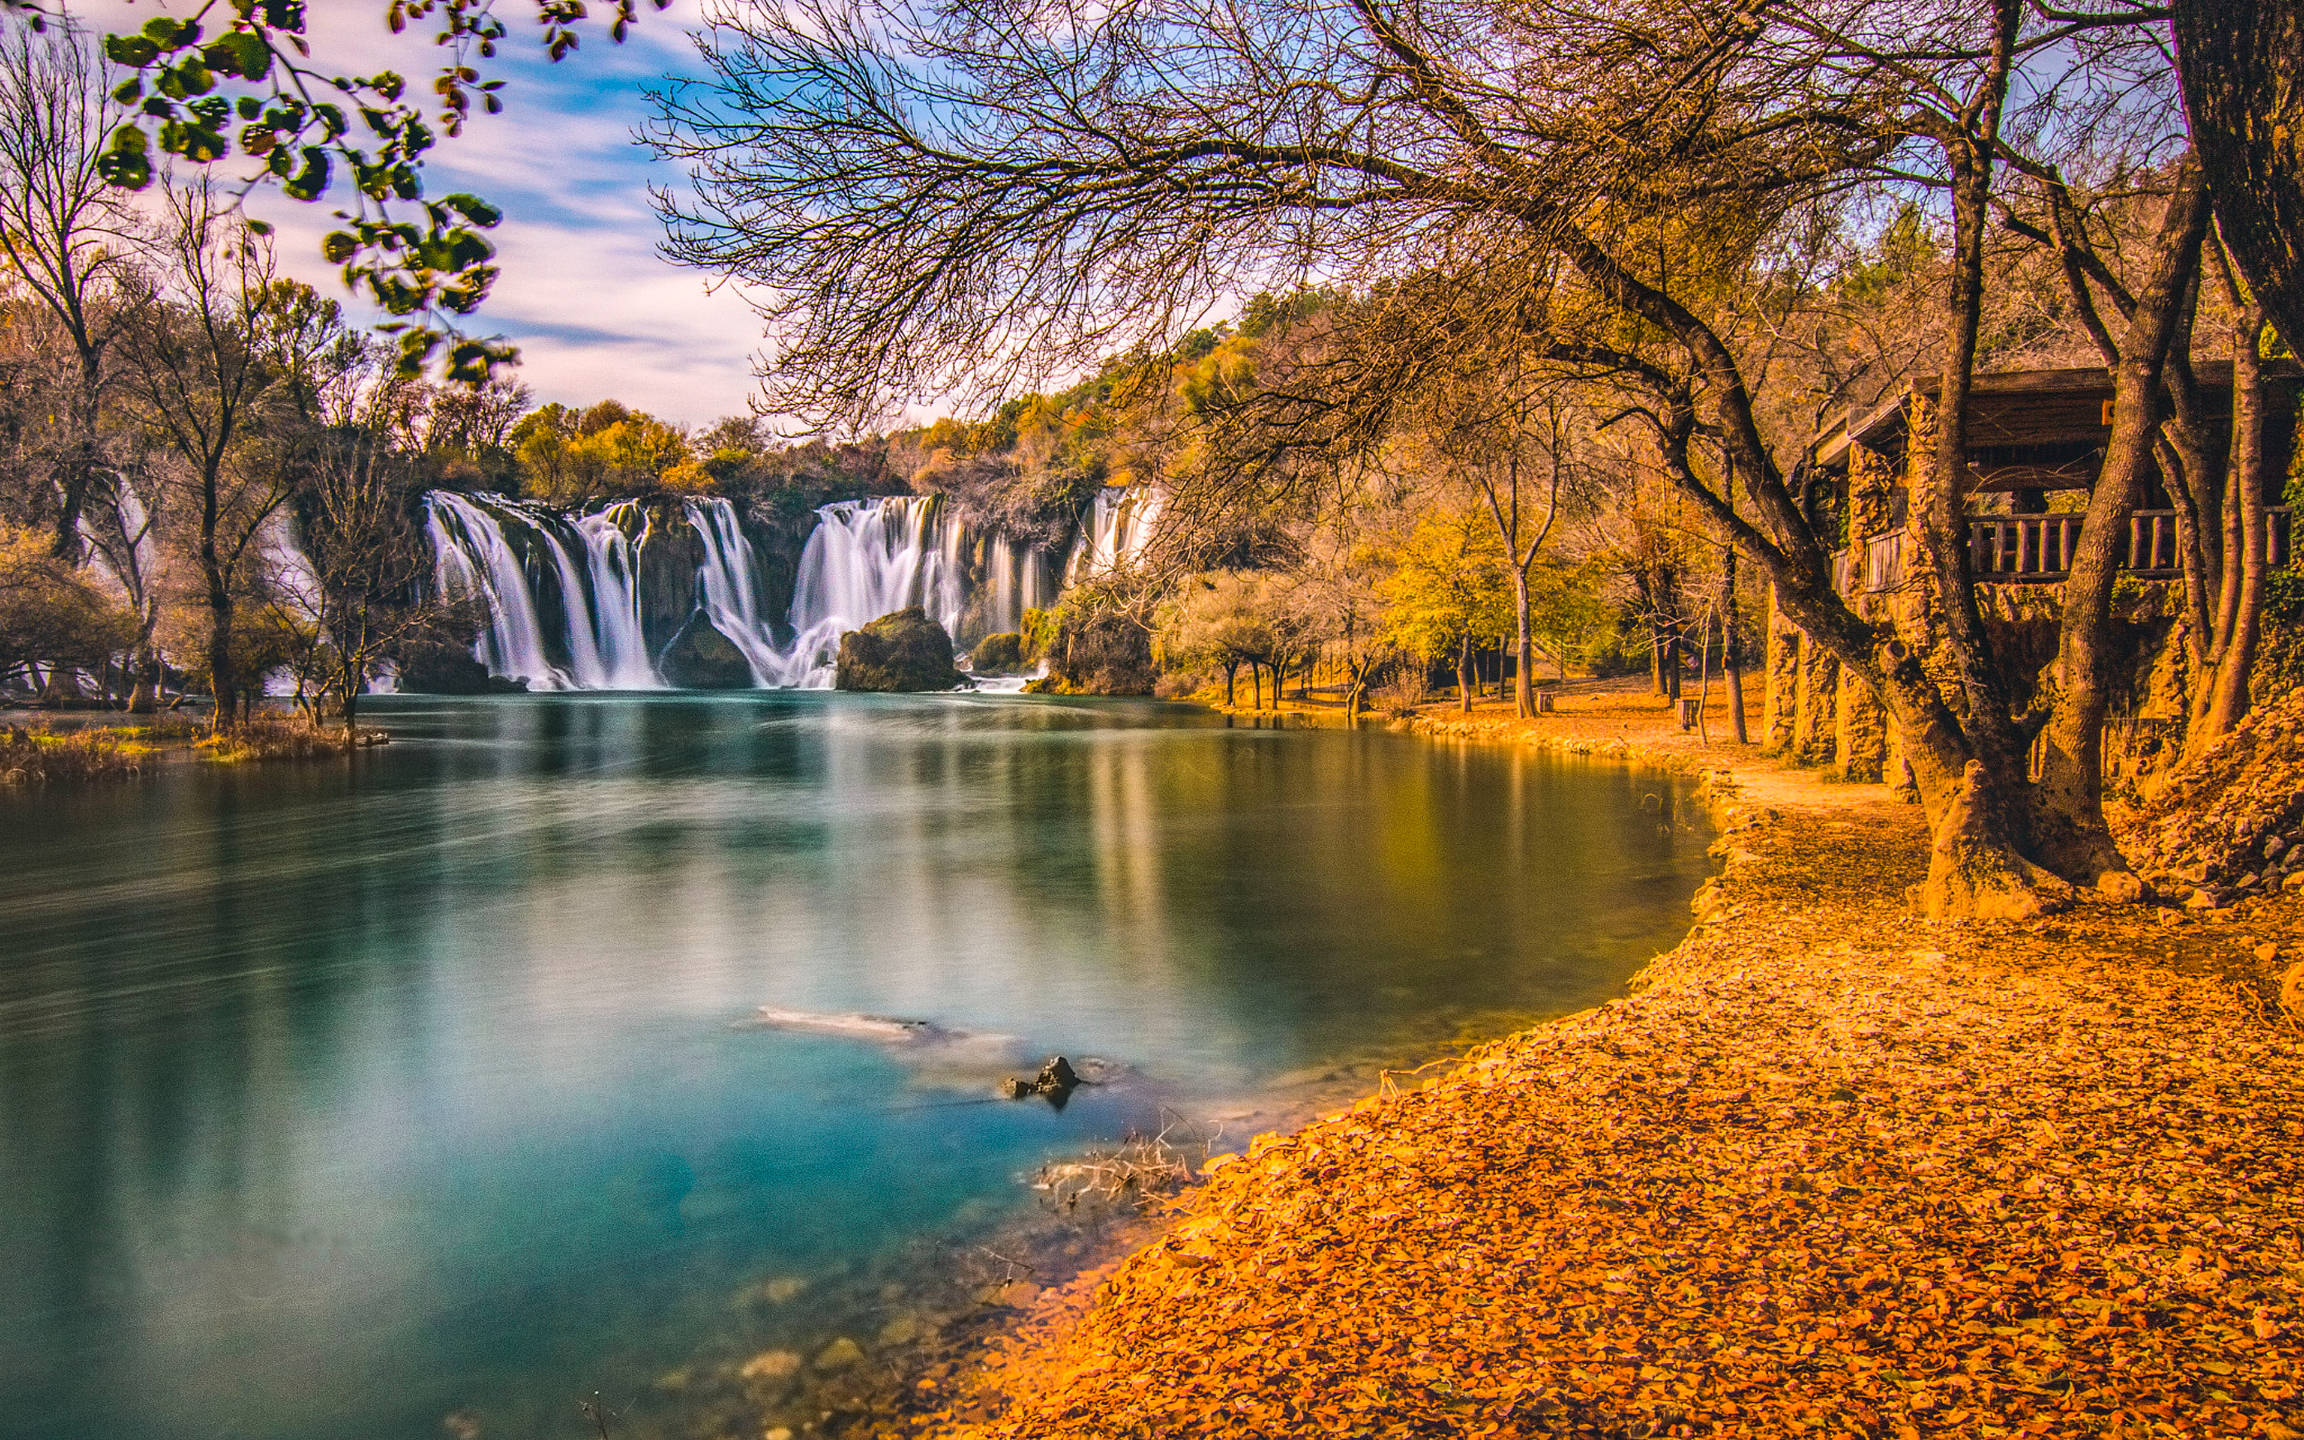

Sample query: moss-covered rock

[835,607,966,692]
[968,631,1025,674]
[1037,603,1155,695]
[660,612,756,689]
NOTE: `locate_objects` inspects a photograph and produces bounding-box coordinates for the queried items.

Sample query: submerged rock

[659,612,755,689]
[739,1349,802,1384]
[834,607,966,692]
[812,1336,867,1371]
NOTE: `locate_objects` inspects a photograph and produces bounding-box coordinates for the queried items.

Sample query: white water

[686,495,806,686]
[778,496,968,686]
[428,491,1073,690]
[424,493,572,689]
[425,493,663,691]
[576,501,662,689]
[1067,486,1164,582]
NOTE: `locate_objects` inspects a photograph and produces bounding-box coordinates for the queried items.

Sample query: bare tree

[0,18,137,557]
[278,399,457,735]
[123,183,294,729]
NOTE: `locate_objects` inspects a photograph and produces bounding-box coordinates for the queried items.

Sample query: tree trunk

[1224,661,1237,708]
[1722,545,1748,744]
[2198,301,2272,743]
[1921,124,2030,799]
[1511,568,1534,718]
[2032,162,2210,880]
[128,644,161,714]
[1457,637,1473,714]
[2175,0,2304,357]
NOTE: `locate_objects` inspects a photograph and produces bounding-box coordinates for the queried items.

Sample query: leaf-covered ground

[912,699,2304,1438]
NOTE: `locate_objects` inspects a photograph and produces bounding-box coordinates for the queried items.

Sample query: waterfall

[776,495,968,686]
[425,490,1064,691]
[427,493,570,689]
[575,501,660,688]
[686,495,803,686]
[426,493,664,690]
[1067,486,1164,582]
[984,533,1054,637]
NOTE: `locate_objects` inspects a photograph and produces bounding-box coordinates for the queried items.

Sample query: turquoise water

[0,694,1708,1440]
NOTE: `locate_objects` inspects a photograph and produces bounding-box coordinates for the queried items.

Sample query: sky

[77,0,768,426]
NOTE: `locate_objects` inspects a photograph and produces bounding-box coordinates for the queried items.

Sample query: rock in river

[835,607,967,692]
[659,612,755,689]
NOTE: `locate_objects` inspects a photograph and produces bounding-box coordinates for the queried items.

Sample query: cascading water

[575,501,660,688]
[1067,485,1164,582]
[425,492,662,690]
[426,490,1069,691]
[685,495,804,686]
[987,533,1050,634]
[773,496,968,685]
[427,493,567,689]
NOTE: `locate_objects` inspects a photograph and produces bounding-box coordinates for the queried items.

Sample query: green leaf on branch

[200,32,271,80]
[139,16,199,48]
[102,34,158,67]
[94,126,151,190]
[442,193,502,227]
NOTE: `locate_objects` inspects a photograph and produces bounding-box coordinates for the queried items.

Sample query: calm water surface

[0,694,1708,1440]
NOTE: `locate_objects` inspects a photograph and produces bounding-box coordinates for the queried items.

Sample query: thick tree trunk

[1922,141,2030,796]
[205,595,236,730]
[199,457,236,731]
[2175,0,2304,358]
[2032,162,2210,880]
[1224,661,1237,708]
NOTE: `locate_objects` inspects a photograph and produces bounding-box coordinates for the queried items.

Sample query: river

[0,693,1709,1440]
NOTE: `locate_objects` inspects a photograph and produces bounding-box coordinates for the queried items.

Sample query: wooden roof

[1813,362,2297,473]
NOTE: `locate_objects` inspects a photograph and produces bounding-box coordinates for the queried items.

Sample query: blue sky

[81,0,766,425]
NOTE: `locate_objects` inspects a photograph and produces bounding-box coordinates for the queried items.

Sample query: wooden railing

[1832,508,2292,591]
[1863,531,1905,592]
[1972,508,2290,580]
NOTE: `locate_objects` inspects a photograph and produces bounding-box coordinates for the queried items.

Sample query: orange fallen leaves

[906,792,2304,1440]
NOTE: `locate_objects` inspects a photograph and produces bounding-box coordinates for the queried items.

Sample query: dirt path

[908,684,2304,1438]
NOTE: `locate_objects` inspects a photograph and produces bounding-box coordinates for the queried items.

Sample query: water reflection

[0,694,1707,1440]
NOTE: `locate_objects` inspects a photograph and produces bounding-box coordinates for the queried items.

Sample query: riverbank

[903,680,2304,1437]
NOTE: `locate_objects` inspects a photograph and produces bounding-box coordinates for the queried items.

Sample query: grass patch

[0,724,151,784]
[196,717,382,764]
